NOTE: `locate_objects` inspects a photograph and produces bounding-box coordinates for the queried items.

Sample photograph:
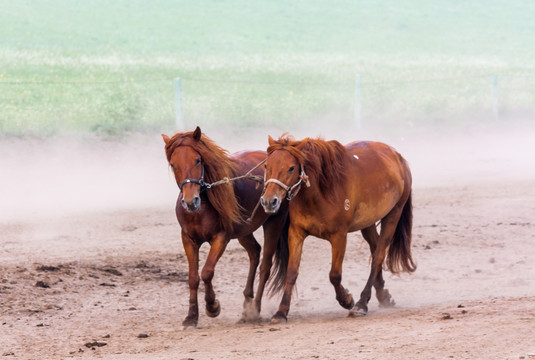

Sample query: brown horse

[260,134,416,323]
[162,127,289,328]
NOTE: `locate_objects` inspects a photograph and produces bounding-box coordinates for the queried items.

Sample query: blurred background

[1,0,534,219]
[1,0,534,139]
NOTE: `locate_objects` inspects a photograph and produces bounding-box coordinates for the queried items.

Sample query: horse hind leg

[361,189,415,314]
[361,225,396,308]
[237,234,261,322]
[350,219,399,317]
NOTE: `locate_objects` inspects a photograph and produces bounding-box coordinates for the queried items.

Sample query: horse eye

[289,165,295,173]
[195,158,201,165]
[170,164,176,170]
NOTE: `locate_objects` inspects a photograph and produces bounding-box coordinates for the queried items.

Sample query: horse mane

[165,130,242,232]
[267,134,349,201]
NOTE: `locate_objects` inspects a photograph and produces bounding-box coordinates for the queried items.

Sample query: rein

[179,158,266,193]
[205,158,266,189]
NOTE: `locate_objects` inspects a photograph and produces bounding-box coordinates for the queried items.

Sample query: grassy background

[1,0,534,136]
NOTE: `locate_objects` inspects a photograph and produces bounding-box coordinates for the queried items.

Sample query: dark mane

[267,135,348,201]
[165,130,242,232]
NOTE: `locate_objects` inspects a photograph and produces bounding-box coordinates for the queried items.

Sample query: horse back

[232,150,266,171]
[345,141,410,186]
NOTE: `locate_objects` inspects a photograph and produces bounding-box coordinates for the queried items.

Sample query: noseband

[179,163,211,192]
[264,167,311,200]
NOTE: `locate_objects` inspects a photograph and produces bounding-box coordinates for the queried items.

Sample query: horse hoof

[378,290,396,308]
[379,298,396,308]
[340,292,355,310]
[243,295,254,306]
[182,318,198,329]
[270,312,287,324]
[348,307,367,318]
[240,302,261,323]
[206,300,221,318]
[238,314,261,324]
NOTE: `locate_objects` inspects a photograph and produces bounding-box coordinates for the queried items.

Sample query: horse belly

[349,187,401,231]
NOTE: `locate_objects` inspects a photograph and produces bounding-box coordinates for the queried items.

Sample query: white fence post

[492,75,499,120]
[174,77,184,130]
[355,74,362,128]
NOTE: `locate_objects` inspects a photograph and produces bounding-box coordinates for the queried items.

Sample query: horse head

[162,126,204,212]
[261,135,309,214]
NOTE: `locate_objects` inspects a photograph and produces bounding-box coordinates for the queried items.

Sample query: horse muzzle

[181,196,201,212]
[260,195,281,214]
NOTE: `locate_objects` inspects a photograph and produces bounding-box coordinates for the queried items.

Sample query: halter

[179,163,210,192]
[264,166,311,201]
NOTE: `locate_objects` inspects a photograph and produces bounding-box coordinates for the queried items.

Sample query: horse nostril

[193,196,200,207]
[260,197,267,207]
[270,197,279,207]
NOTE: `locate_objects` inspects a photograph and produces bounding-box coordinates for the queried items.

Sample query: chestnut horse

[260,135,416,323]
[162,127,289,328]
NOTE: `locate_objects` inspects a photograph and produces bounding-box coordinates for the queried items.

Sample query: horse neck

[297,160,347,208]
[201,146,236,178]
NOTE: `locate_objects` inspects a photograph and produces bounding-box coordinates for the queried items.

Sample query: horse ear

[268,135,275,146]
[193,126,202,141]
[161,134,170,145]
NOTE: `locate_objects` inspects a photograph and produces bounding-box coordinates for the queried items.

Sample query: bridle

[178,163,211,192]
[244,163,310,223]
[264,166,311,201]
[173,154,310,222]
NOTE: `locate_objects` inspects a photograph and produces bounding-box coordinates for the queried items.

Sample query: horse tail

[386,191,417,274]
[268,213,290,296]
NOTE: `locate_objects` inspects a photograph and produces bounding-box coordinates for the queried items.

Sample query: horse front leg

[329,233,354,310]
[202,232,228,318]
[181,232,200,328]
[271,226,305,324]
[252,213,288,319]
[237,234,261,322]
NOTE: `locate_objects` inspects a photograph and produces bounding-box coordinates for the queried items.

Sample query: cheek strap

[179,163,206,192]
[264,167,310,200]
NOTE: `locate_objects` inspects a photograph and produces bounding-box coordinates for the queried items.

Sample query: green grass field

[1,0,534,136]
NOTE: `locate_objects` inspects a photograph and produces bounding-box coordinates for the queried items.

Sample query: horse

[260,134,416,323]
[162,127,289,328]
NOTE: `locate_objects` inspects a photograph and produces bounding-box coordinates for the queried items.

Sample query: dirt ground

[1,124,535,359]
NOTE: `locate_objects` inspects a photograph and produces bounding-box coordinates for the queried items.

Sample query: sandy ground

[1,123,535,359]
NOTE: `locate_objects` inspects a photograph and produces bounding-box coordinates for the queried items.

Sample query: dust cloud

[201,116,535,189]
[0,134,175,222]
[1,117,534,222]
